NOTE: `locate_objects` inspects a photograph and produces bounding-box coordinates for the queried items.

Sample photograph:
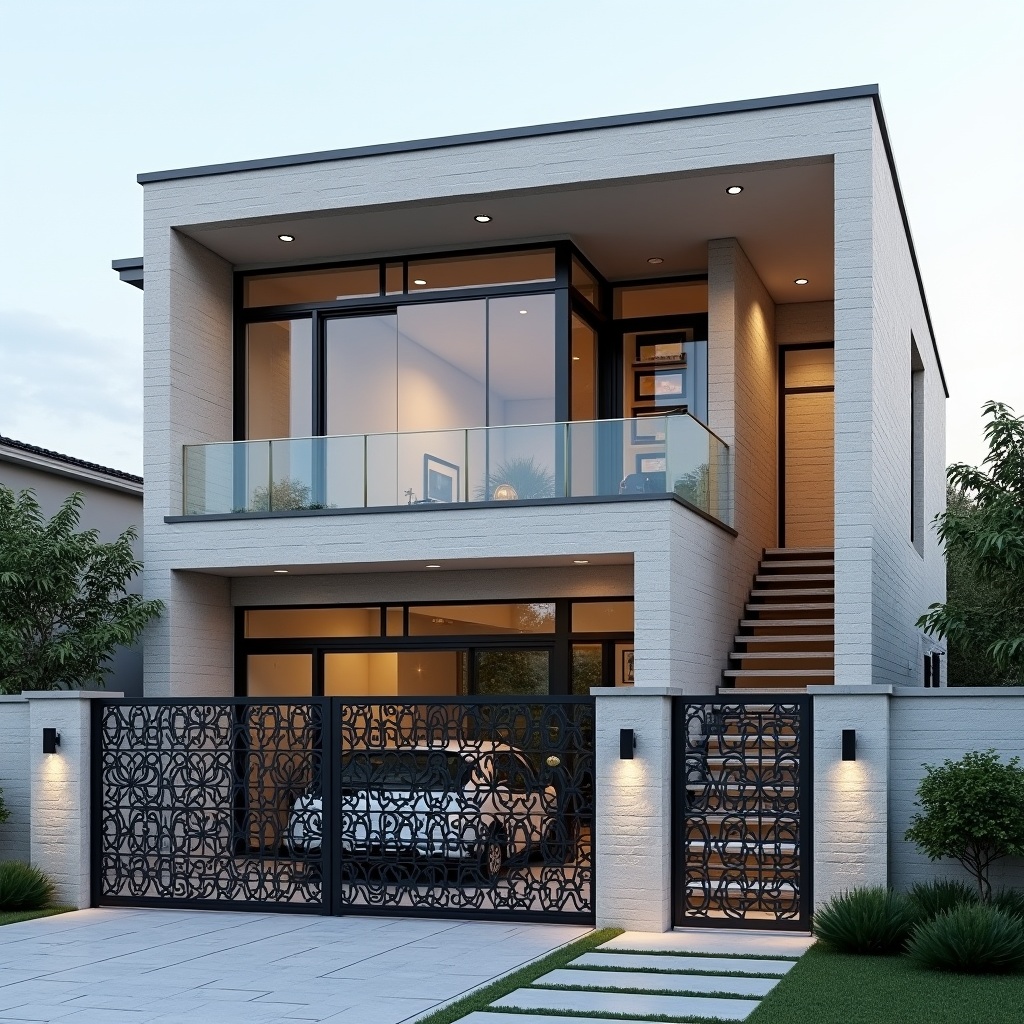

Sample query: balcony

[182,414,731,525]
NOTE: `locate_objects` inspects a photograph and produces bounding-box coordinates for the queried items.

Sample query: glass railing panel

[323,434,367,510]
[365,432,399,508]
[184,442,237,515]
[666,414,732,524]
[470,423,564,502]
[567,418,639,498]
[267,437,319,511]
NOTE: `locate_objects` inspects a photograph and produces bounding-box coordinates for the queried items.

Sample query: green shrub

[0,862,55,911]
[908,903,1024,974]
[908,879,979,920]
[992,888,1024,921]
[0,788,9,825]
[813,886,920,955]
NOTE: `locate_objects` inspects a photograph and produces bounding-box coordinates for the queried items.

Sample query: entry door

[780,345,834,548]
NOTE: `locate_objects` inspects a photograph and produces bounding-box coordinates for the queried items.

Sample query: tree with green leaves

[0,487,163,693]
[906,750,1024,900]
[918,401,1024,685]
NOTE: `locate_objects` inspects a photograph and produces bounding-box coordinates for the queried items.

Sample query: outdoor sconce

[842,729,857,762]
[42,729,61,755]
[619,728,636,760]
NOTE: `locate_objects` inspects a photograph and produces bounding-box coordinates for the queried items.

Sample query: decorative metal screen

[94,697,594,923]
[673,697,811,930]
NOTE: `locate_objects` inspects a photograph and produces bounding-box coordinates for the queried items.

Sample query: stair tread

[750,588,835,597]
[745,603,836,611]
[724,668,835,677]
[759,560,834,569]
[730,651,834,660]
[735,635,835,644]
[764,547,834,556]
[754,574,834,583]
[739,619,834,627]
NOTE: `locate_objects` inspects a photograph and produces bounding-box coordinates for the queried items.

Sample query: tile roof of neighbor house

[0,435,143,486]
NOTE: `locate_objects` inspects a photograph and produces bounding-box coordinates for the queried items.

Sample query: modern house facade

[81,84,962,930]
[120,84,946,703]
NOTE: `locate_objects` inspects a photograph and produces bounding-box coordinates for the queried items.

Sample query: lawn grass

[411,927,621,1024]
[0,906,76,927]
[747,942,1024,1024]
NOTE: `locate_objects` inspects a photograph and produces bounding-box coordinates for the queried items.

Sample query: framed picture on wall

[630,405,687,444]
[621,648,635,685]
[635,368,685,403]
[635,330,692,364]
[636,452,667,474]
[423,454,460,503]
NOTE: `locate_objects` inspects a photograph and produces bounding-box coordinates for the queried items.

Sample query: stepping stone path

[455,927,815,1024]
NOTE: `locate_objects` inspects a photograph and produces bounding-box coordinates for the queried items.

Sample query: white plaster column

[26,691,120,909]
[594,689,675,931]
[810,685,891,908]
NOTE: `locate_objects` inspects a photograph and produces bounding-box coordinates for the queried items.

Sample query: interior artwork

[423,454,460,503]
[635,330,692,364]
[636,453,667,474]
[631,405,685,444]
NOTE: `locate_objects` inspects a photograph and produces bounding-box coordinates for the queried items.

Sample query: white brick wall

[889,691,1024,892]
[0,699,30,863]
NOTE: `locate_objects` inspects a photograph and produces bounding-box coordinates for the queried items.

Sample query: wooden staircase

[722,547,835,691]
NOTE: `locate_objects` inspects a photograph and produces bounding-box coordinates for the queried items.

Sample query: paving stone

[494,985,760,1020]
[536,967,778,996]
[459,1014,648,1024]
[573,950,796,975]
[603,928,813,957]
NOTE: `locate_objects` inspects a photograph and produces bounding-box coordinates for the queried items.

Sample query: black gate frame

[91,695,595,925]
[671,694,813,931]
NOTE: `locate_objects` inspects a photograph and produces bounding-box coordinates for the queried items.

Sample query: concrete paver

[0,909,588,1024]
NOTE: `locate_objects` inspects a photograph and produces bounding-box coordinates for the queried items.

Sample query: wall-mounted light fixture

[43,728,61,754]
[619,728,636,760]
[842,729,857,761]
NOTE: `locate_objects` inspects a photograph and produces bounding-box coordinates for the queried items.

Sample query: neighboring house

[0,437,145,697]
[92,84,958,930]
[116,84,946,700]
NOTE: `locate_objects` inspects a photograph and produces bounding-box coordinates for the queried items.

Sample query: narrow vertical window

[911,337,925,553]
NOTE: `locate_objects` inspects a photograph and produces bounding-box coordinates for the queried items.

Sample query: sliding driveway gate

[673,695,812,930]
[92,697,594,923]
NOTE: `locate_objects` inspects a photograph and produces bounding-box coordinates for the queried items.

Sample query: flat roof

[126,83,945,394]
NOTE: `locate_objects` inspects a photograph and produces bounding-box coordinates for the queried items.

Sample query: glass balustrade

[183,415,731,524]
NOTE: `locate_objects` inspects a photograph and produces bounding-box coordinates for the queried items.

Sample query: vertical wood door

[781,347,834,548]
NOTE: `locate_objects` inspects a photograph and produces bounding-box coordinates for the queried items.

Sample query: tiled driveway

[0,909,590,1023]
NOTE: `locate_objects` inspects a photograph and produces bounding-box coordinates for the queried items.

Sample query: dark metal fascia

[136,85,881,184]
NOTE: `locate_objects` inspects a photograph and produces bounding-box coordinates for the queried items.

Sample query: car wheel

[542,816,580,865]
[476,827,507,882]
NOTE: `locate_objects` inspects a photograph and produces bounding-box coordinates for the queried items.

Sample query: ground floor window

[238,598,633,696]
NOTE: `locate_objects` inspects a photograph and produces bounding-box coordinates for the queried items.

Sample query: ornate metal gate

[672,696,812,930]
[93,697,594,923]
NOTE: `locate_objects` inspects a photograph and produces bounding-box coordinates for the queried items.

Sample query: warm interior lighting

[474,214,492,223]
[42,728,60,755]
[794,278,809,286]
[619,728,636,759]
[277,234,295,242]
[573,559,590,565]
[413,278,427,286]
[493,483,518,500]
[646,257,664,265]
[726,185,744,195]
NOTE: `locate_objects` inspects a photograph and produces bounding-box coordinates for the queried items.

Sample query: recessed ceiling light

[573,559,590,565]
[647,257,664,265]
[474,214,492,223]
[426,563,441,569]
[572,356,580,361]
[519,309,528,315]
[273,569,289,574]
[277,234,295,242]
[726,185,744,195]
[794,278,809,286]
[413,278,427,286]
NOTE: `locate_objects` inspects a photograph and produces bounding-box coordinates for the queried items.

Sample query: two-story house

[116,84,945,703]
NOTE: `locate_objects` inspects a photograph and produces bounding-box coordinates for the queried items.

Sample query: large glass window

[324,650,465,697]
[245,607,381,638]
[614,279,708,319]
[245,320,312,439]
[324,314,398,436]
[247,654,313,696]
[244,266,380,308]
[571,315,598,422]
[409,603,555,636]
[488,294,556,427]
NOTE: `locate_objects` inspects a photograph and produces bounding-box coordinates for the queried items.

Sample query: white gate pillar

[593,688,675,931]
[26,691,119,909]
[810,685,892,908]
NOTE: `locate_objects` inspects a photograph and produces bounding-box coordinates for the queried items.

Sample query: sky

[0,0,1021,477]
